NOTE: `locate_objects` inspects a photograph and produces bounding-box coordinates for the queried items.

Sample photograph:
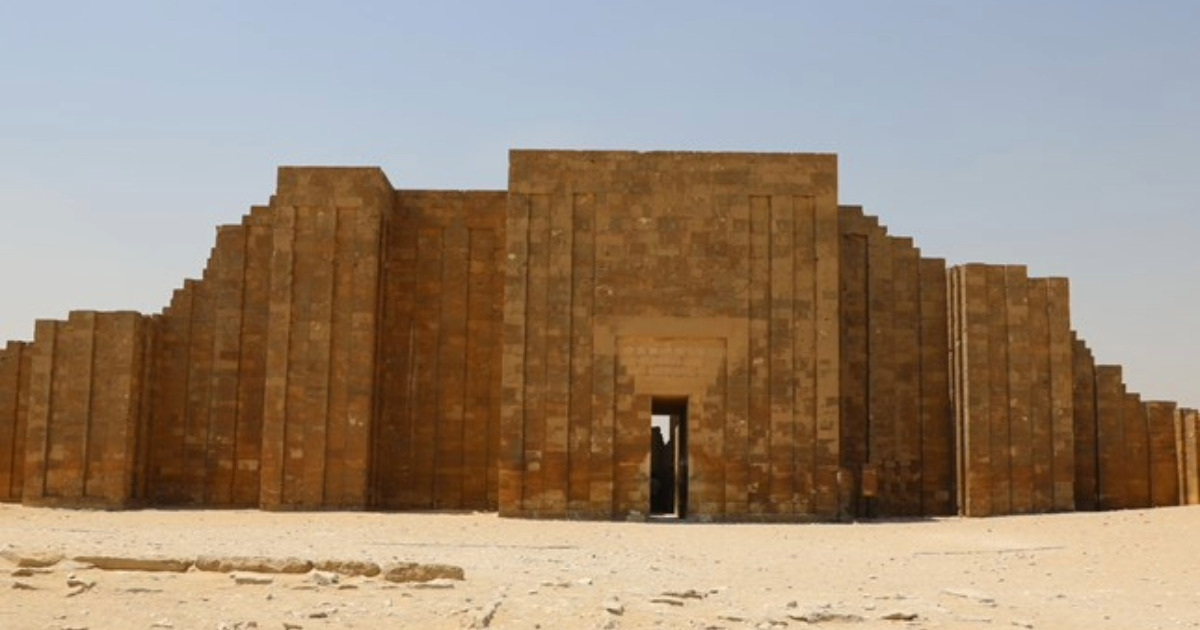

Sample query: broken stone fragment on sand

[195,555,313,574]
[1,549,64,568]
[72,555,191,573]
[381,562,464,583]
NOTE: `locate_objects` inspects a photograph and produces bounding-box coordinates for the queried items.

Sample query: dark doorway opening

[650,397,688,517]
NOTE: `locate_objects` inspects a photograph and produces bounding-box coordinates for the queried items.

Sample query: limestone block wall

[0,341,31,501]
[1071,335,1099,510]
[21,311,150,508]
[147,167,391,510]
[1079,360,1179,511]
[146,208,273,506]
[948,265,1075,517]
[1,152,1197,522]
[1145,401,1180,507]
[839,207,954,518]
[1094,365,1133,509]
[1177,408,1200,505]
[501,151,841,521]
[373,190,506,510]
[259,167,392,510]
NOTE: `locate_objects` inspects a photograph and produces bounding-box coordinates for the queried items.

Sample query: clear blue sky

[1,1,1197,404]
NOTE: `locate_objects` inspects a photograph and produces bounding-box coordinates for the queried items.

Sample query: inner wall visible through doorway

[650,398,688,517]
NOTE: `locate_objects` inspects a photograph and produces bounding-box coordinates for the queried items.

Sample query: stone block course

[1071,336,1098,510]
[1145,401,1179,507]
[839,210,952,517]
[1124,393,1151,508]
[260,167,392,510]
[374,190,506,510]
[21,311,148,508]
[1178,408,1200,505]
[948,267,1074,516]
[1094,365,1127,510]
[0,341,31,502]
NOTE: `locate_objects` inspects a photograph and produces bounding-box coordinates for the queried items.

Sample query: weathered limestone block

[22,312,149,508]
[838,206,870,517]
[374,191,506,511]
[382,561,465,583]
[147,285,195,504]
[313,559,382,577]
[1094,366,1127,510]
[1009,267,1034,514]
[1179,408,1200,505]
[950,265,993,516]
[261,167,392,509]
[1124,394,1151,508]
[195,555,313,574]
[1046,279,1074,511]
[1145,401,1179,507]
[73,555,192,572]
[0,342,31,502]
[948,267,1073,517]
[984,266,1011,515]
[1072,336,1098,510]
[918,257,953,516]
[0,549,64,568]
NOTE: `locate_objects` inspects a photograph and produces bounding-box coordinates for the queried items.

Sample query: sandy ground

[1,504,1199,630]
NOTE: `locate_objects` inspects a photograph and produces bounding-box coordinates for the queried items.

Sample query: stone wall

[373,190,506,510]
[1085,364,1178,511]
[948,265,1075,517]
[146,208,273,506]
[259,167,391,509]
[839,207,954,518]
[1177,408,1200,505]
[0,152,1195,521]
[21,311,150,508]
[146,167,392,510]
[0,341,31,501]
[1145,401,1180,507]
[1071,335,1099,510]
[501,151,841,520]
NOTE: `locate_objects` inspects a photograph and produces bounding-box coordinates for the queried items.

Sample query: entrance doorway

[650,397,688,517]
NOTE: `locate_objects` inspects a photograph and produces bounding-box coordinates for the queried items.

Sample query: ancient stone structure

[0,150,1195,520]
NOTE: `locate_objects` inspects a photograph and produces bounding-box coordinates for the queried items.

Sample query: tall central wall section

[501,151,841,521]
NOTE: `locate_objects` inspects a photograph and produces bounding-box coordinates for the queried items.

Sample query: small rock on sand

[941,588,997,606]
[196,555,313,574]
[0,549,64,568]
[312,559,380,577]
[72,555,192,573]
[472,598,503,629]
[382,562,464,583]
[232,573,274,586]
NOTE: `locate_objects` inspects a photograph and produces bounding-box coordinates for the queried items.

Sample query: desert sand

[1,503,1198,630]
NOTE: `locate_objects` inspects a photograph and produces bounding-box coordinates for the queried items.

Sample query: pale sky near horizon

[1,1,1197,405]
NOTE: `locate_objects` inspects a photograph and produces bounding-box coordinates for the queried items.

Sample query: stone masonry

[501,151,840,520]
[0,150,1194,520]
